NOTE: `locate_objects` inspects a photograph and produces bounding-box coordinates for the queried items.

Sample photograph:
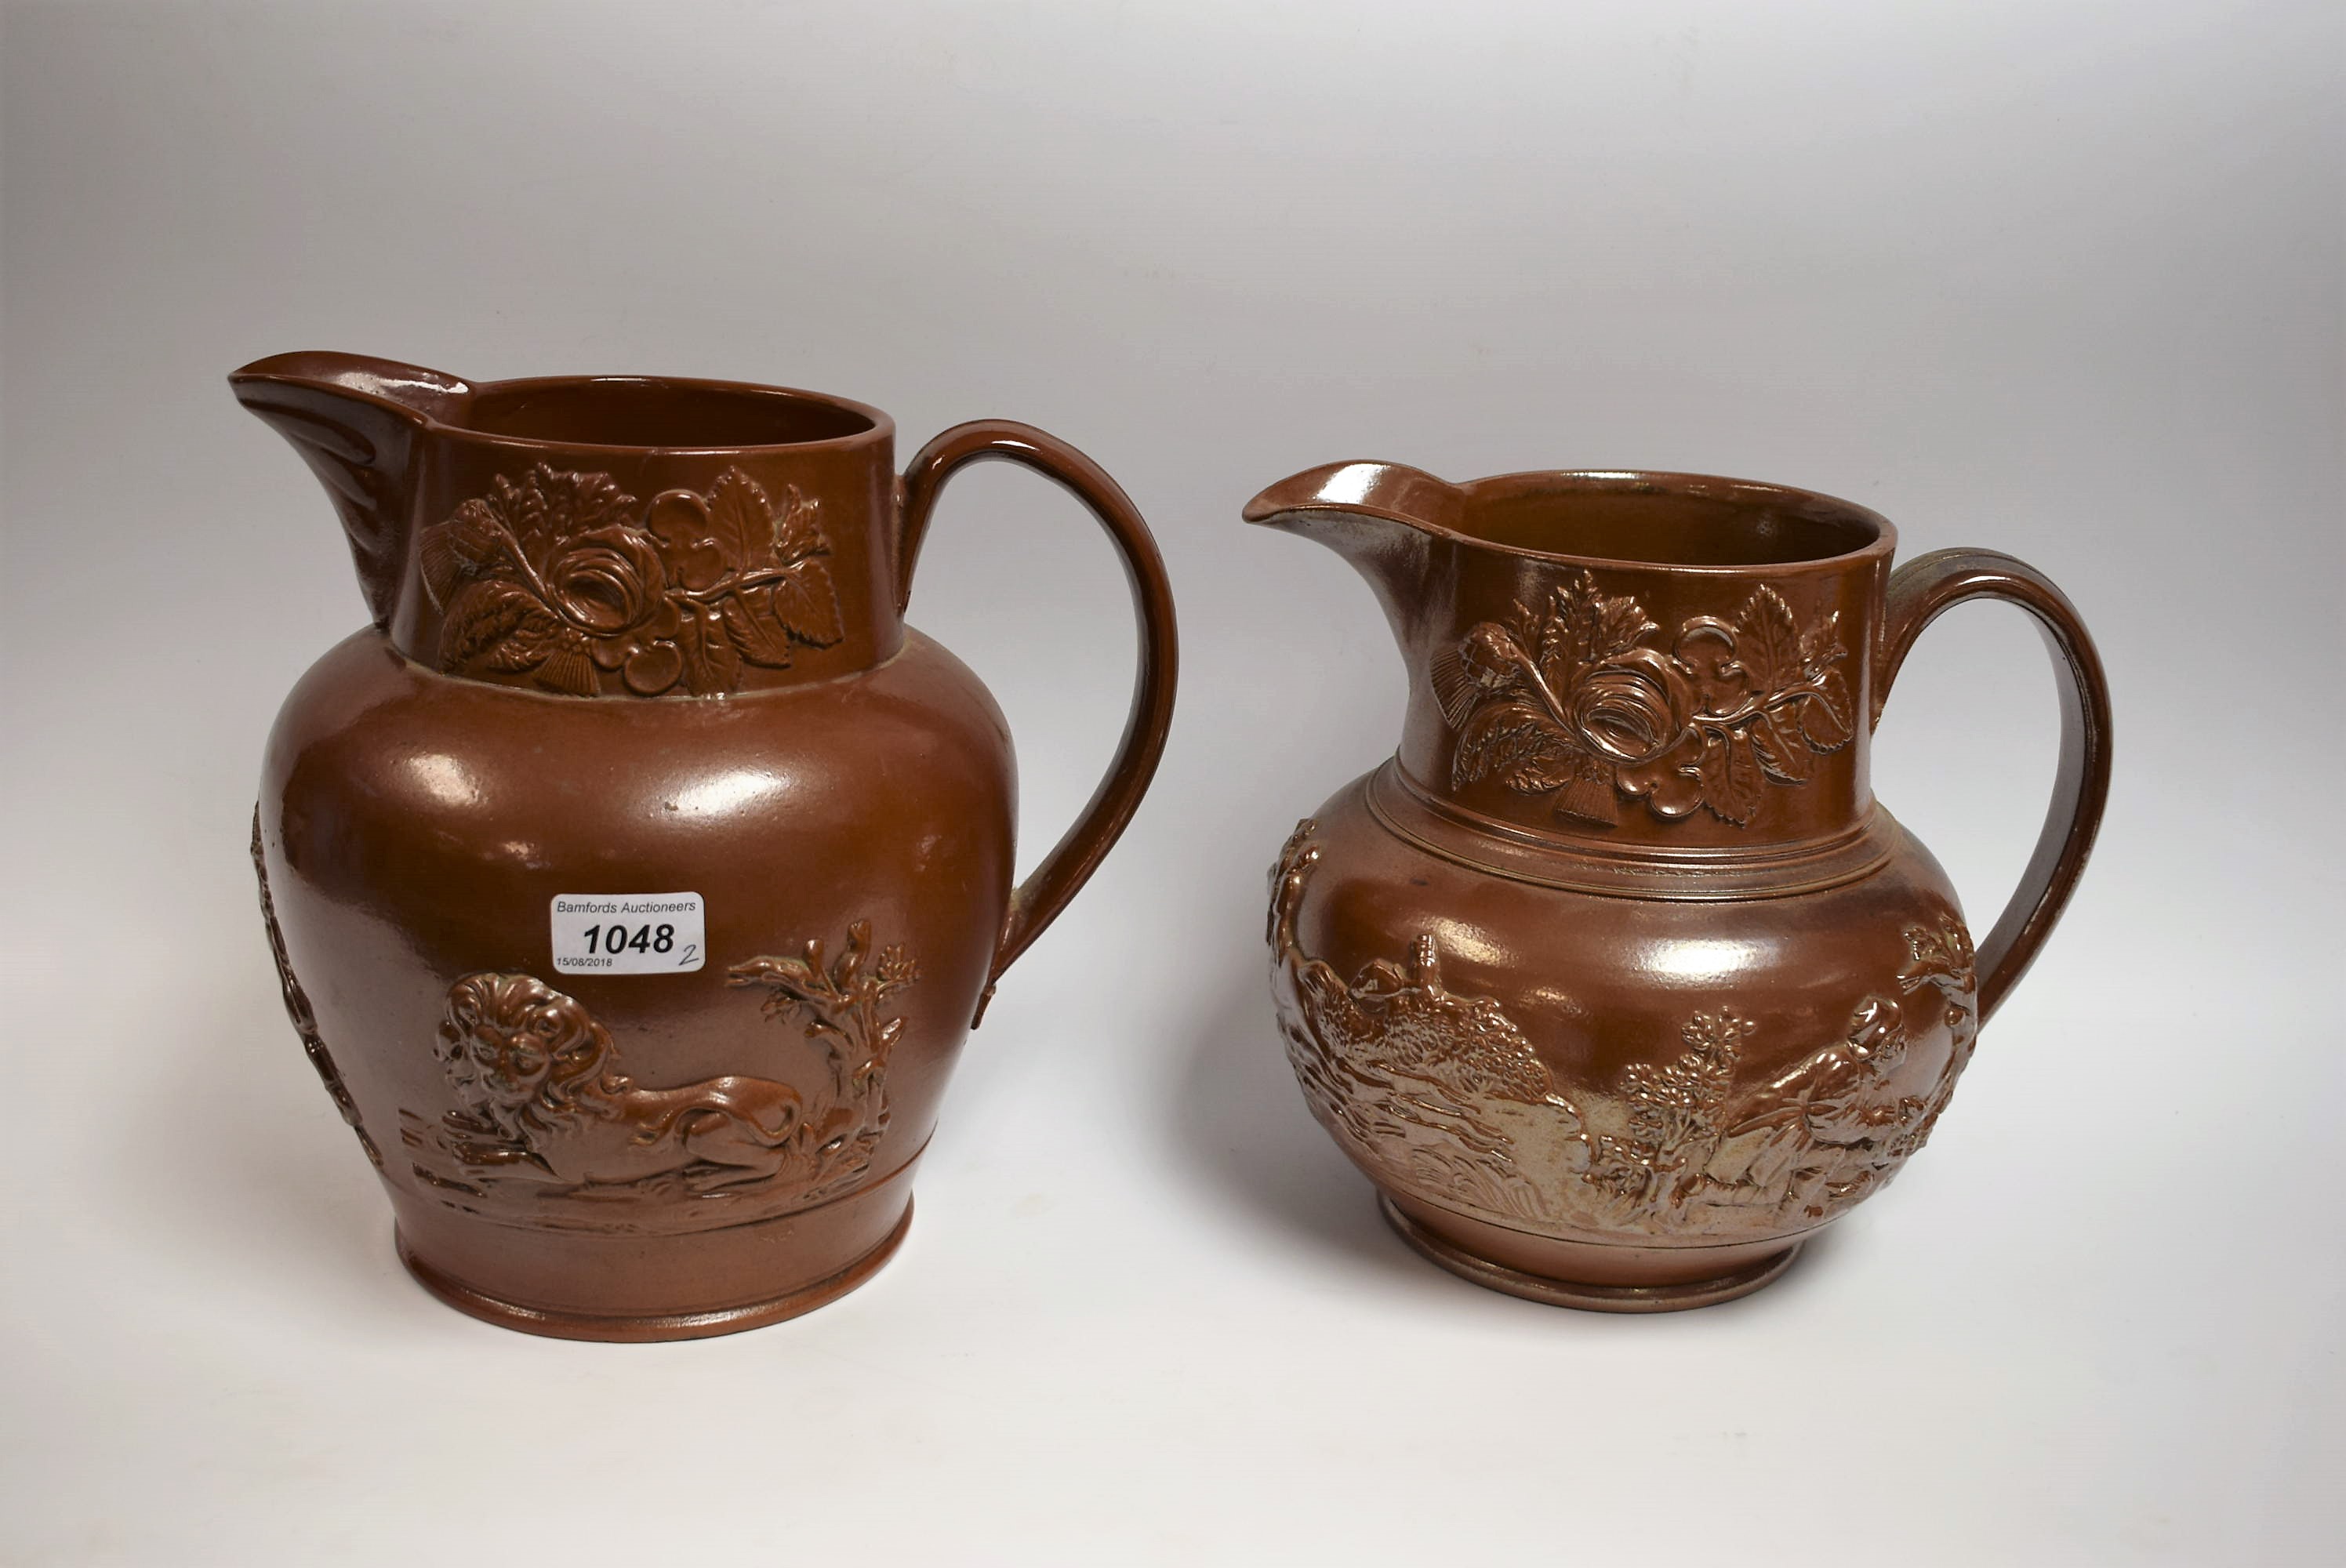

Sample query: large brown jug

[238,353,1176,1339]
[1245,463,2109,1310]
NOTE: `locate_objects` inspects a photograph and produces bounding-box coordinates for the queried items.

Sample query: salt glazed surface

[1245,459,2109,1309]
[238,351,1176,1338]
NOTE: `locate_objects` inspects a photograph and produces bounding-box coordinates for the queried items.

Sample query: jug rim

[228,355,896,457]
[1469,470,1895,572]
[446,374,895,456]
[1249,463,1899,577]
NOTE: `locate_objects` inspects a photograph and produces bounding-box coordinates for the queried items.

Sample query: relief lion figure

[421,971,835,1197]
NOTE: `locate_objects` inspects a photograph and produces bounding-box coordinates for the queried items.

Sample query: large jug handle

[1873,548,2113,1021]
[897,422,1179,1026]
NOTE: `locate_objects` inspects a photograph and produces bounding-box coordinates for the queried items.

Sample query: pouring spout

[229,352,473,628]
[1243,459,1469,626]
[1241,460,1468,538]
[229,350,472,425]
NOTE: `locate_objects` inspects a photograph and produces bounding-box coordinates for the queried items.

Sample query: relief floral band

[418,463,844,697]
[1433,571,1854,826]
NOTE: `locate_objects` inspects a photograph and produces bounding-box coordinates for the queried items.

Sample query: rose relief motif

[418,463,844,697]
[1266,820,1976,1240]
[1432,572,1853,826]
[401,924,917,1235]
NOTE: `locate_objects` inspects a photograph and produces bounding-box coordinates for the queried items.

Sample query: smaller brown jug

[238,353,1176,1339]
[1246,462,2110,1310]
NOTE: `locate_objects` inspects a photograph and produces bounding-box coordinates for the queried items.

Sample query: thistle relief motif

[1433,572,1853,826]
[401,924,917,1234]
[419,463,844,697]
[1266,820,1972,1240]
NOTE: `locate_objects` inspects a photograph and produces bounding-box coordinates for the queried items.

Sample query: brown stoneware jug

[238,352,1176,1340]
[1245,463,2109,1311]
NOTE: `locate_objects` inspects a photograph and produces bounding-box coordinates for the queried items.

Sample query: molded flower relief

[1435,572,1854,827]
[419,463,844,697]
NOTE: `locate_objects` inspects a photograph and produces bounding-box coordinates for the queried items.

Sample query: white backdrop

[3,2,2338,1563]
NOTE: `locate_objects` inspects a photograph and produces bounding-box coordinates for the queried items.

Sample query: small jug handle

[1873,548,2113,1021]
[897,422,1179,1026]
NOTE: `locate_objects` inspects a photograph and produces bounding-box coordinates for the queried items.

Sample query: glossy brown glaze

[238,353,1177,1339]
[1245,463,2109,1311]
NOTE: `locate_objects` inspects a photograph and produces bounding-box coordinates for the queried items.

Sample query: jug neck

[1250,466,1898,854]
[233,354,906,698]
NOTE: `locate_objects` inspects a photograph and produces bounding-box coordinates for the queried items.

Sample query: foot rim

[1379,1195,1799,1313]
[396,1200,912,1342]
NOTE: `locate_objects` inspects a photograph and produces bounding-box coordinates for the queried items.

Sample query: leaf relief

[415,463,848,697]
[1437,570,1855,827]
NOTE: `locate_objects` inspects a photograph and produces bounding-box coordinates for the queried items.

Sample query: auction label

[551,893,706,975]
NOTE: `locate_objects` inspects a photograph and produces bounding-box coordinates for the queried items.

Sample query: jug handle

[1873,548,2113,1022]
[897,422,1179,1027]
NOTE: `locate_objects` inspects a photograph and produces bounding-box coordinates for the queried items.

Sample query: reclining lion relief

[401,924,918,1234]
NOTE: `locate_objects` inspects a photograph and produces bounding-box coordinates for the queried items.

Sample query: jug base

[1379,1196,1800,1313]
[396,1201,913,1342]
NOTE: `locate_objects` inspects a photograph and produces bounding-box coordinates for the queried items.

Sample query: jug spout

[1241,459,1467,542]
[1243,459,1470,633]
[230,352,473,627]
